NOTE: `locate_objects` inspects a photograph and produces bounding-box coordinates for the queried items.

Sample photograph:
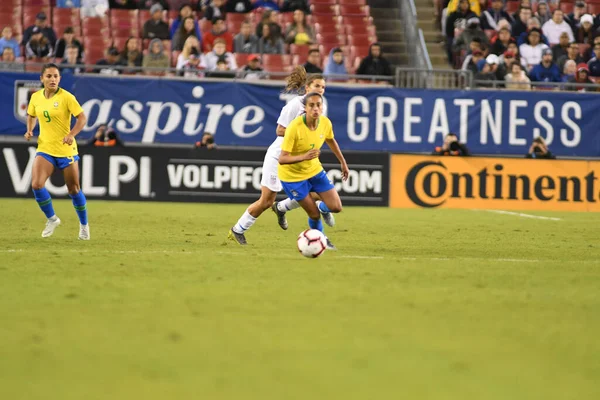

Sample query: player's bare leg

[274,192,329,229]
[230,187,277,244]
[63,161,89,240]
[298,195,336,250]
[32,155,60,237]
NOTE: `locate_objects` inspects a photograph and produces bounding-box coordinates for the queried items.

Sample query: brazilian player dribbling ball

[24,63,90,240]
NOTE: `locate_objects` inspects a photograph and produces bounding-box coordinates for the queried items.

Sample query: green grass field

[0,198,599,400]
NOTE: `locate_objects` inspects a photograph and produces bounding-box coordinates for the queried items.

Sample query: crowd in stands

[0,0,393,82]
[440,0,600,90]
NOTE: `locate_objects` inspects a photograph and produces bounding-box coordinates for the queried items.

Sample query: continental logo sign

[390,155,600,212]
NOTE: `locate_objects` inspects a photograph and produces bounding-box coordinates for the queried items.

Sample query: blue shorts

[36,152,79,170]
[281,170,335,201]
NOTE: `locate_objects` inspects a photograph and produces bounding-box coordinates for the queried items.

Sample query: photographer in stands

[432,133,470,156]
[526,136,555,159]
[90,124,124,147]
[195,132,216,150]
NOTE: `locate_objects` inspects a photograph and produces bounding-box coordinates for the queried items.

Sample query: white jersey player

[229,66,334,245]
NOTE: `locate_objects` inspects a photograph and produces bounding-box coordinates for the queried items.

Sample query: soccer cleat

[41,216,61,238]
[78,224,90,240]
[317,201,335,227]
[271,202,289,230]
[325,237,337,251]
[228,229,247,245]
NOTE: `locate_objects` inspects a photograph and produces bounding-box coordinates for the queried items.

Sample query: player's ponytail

[284,65,307,94]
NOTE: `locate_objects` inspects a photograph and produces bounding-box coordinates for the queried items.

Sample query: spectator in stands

[530,48,561,83]
[567,1,587,32]
[22,12,57,47]
[255,10,282,39]
[204,38,237,71]
[234,22,259,54]
[203,17,234,53]
[432,133,470,156]
[551,32,570,62]
[324,48,348,80]
[356,42,392,77]
[504,41,528,70]
[119,37,143,74]
[462,48,485,75]
[240,54,265,80]
[587,45,600,76]
[562,59,577,82]
[575,14,597,45]
[520,28,548,70]
[474,55,500,88]
[542,9,574,44]
[227,0,252,13]
[91,124,124,147]
[173,16,200,51]
[253,0,280,11]
[143,38,169,75]
[0,48,24,72]
[496,49,516,78]
[143,4,170,40]
[453,18,489,54]
[446,0,480,16]
[567,63,596,91]
[95,47,124,75]
[445,0,477,64]
[516,17,549,46]
[26,28,53,60]
[490,27,515,56]
[584,36,600,62]
[81,0,109,18]
[207,58,235,79]
[0,27,20,58]
[303,48,323,74]
[258,24,284,54]
[481,0,513,31]
[177,37,205,78]
[557,42,583,73]
[526,137,555,159]
[281,0,310,14]
[139,0,169,10]
[284,10,315,45]
[109,0,138,9]
[204,0,227,21]
[535,1,551,26]
[511,0,532,21]
[59,45,83,74]
[195,132,216,149]
[54,27,84,60]
[511,6,533,39]
[170,4,201,40]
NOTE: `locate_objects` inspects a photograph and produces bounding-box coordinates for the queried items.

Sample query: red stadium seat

[350,45,371,60]
[579,43,590,57]
[23,6,52,27]
[505,2,519,14]
[82,24,110,37]
[199,19,212,34]
[53,22,82,37]
[317,32,345,46]
[338,5,370,17]
[314,22,342,35]
[262,54,291,72]
[341,15,374,29]
[235,52,248,68]
[338,0,367,5]
[82,16,110,29]
[110,9,139,25]
[52,7,80,22]
[23,0,51,7]
[290,44,310,61]
[310,0,336,4]
[560,3,574,14]
[310,4,338,16]
[347,34,375,48]
[112,26,140,38]
[589,4,600,14]
[112,36,141,52]
[344,24,376,38]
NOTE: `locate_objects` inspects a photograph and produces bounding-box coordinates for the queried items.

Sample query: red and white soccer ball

[297,229,327,258]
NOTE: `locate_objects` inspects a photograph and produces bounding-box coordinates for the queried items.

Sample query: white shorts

[260,138,284,192]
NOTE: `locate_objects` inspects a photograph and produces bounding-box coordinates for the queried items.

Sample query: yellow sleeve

[447,0,457,13]
[325,119,334,140]
[471,0,480,16]
[281,123,296,153]
[27,95,36,117]
[67,92,84,117]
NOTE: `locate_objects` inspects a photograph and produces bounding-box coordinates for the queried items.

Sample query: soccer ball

[297,229,327,258]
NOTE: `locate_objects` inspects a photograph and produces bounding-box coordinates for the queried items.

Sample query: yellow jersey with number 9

[27,88,84,157]
[278,114,334,182]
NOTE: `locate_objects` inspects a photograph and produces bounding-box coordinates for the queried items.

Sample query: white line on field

[482,209,562,221]
[339,255,384,260]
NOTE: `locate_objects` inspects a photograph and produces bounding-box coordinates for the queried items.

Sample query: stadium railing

[395,67,473,89]
[473,79,600,92]
[399,0,432,70]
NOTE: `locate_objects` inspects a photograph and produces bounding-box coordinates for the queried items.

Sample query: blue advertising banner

[1,72,599,157]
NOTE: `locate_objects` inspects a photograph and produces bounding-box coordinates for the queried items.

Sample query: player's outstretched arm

[325,138,349,181]
[279,149,320,165]
[24,115,37,141]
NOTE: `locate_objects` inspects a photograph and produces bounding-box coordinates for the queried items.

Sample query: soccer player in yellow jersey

[278,92,349,250]
[24,63,89,240]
